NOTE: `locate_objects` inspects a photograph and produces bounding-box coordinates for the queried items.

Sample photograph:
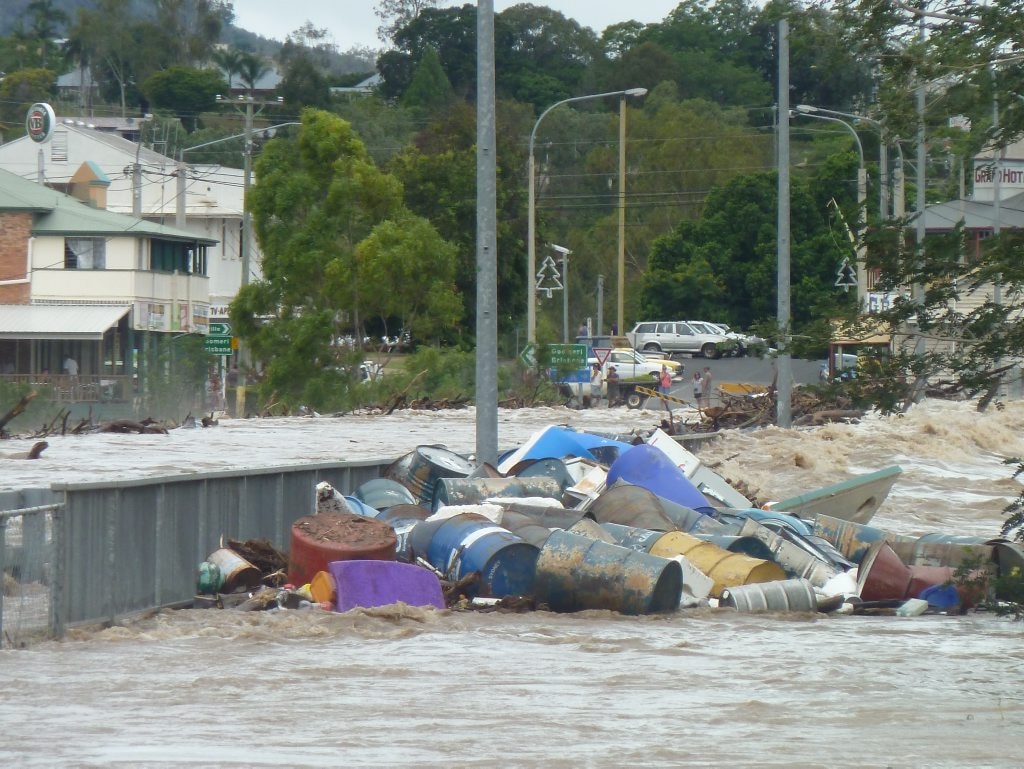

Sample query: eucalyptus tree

[231,109,460,407]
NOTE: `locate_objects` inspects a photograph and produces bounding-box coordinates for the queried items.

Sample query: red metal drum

[288,512,396,586]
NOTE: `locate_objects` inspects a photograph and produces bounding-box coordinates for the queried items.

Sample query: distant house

[0,167,214,400]
[330,73,382,97]
[0,122,258,320]
[55,65,99,107]
[226,68,282,96]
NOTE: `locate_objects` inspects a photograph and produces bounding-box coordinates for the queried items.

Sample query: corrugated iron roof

[0,304,131,340]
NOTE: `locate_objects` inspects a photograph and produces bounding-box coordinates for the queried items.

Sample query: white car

[685,321,765,356]
[589,348,683,381]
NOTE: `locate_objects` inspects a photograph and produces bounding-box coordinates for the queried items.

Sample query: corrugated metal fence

[0,459,394,647]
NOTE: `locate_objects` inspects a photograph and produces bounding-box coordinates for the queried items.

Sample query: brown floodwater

[1,399,1023,766]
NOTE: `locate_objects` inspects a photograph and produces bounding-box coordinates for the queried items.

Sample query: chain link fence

[1,500,56,649]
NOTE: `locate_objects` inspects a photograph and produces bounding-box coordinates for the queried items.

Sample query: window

[65,237,105,269]
[150,239,207,275]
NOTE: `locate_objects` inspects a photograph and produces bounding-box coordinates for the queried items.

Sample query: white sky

[231,1,682,52]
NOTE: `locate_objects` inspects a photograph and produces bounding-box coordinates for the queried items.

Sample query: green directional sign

[204,335,232,355]
[548,343,587,370]
[209,321,231,336]
[519,342,537,368]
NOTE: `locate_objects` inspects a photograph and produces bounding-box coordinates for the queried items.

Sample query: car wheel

[643,343,662,354]
[626,392,642,409]
[701,343,721,359]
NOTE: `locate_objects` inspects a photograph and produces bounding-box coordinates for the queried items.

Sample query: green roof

[0,167,215,244]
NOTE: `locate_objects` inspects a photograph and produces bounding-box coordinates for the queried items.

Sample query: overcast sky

[232,1,682,52]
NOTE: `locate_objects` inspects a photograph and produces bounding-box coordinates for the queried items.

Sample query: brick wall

[0,211,32,303]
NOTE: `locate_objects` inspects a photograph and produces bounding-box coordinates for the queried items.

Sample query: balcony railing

[0,374,132,403]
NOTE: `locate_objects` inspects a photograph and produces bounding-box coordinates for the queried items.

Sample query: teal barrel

[533,530,683,615]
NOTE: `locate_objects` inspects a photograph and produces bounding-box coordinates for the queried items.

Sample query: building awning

[0,304,130,340]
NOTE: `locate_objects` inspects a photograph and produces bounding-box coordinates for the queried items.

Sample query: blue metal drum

[606,444,713,513]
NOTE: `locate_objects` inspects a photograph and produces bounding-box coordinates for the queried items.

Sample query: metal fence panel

[0,497,59,649]
[48,458,395,635]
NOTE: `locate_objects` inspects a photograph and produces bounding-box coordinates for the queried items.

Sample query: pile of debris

[193,425,1023,619]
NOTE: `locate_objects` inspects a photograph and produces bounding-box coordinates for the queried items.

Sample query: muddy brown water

[1,399,1023,766]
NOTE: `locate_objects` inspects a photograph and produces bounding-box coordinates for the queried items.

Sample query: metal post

[475,0,498,464]
[617,94,627,337]
[562,249,570,343]
[176,155,186,230]
[526,88,647,345]
[242,99,254,288]
[776,18,792,429]
[596,274,604,337]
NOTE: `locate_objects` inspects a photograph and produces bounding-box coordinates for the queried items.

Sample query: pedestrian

[606,365,620,406]
[590,362,604,407]
[692,370,703,407]
[577,322,588,338]
[63,354,78,379]
[610,322,618,335]
[701,366,713,409]
[659,364,673,413]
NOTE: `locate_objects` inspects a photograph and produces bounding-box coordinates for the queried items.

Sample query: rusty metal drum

[720,578,818,613]
[533,530,682,615]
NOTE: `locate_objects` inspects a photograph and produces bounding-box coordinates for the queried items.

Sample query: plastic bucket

[606,444,713,513]
[432,476,563,512]
[384,445,476,507]
[647,531,786,598]
[738,518,839,587]
[420,513,539,598]
[720,578,818,613]
[533,530,682,615]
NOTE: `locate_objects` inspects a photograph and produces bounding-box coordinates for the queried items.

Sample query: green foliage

[233,108,459,410]
[279,52,332,111]
[401,47,454,112]
[142,65,225,131]
[138,334,209,422]
[398,346,476,401]
[0,67,55,127]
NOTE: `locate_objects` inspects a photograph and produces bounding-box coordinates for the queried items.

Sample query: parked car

[684,321,765,356]
[590,348,684,381]
[626,321,727,358]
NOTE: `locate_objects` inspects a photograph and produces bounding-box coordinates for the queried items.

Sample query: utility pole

[475,0,498,464]
[776,18,792,429]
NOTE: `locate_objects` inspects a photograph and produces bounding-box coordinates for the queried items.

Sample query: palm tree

[211,47,243,93]
[237,52,270,96]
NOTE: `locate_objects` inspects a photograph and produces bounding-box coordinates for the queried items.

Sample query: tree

[142,66,225,131]
[211,47,243,91]
[354,215,462,341]
[278,52,331,110]
[0,67,55,127]
[236,51,270,95]
[232,108,458,407]
[401,47,454,112]
[68,0,141,117]
[374,0,441,44]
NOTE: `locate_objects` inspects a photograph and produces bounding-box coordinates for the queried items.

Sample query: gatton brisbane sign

[26,102,56,144]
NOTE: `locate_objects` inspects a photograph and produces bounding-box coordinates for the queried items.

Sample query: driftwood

[384,369,429,415]
[0,391,37,434]
[27,441,48,459]
[99,419,169,435]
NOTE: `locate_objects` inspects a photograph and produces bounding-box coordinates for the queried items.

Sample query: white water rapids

[1,399,1022,767]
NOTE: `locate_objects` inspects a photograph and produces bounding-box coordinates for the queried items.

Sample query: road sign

[204,335,232,355]
[519,342,537,368]
[593,347,612,367]
[209,321,231,336]
[548,343,587,370]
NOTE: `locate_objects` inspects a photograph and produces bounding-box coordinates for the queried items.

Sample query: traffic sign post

[548,343,587,370]
[519,342,537,368]
[204,335,232,355]
[209,321,231,336]
[592,347,612,367]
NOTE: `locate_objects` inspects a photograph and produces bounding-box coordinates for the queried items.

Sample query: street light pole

[793,107,867,302]
[527,87,647,344]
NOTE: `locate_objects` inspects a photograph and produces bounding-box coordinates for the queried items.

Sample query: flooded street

[1,399,1023,766]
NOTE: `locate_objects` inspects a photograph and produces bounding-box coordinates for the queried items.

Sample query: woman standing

[590,362,604,407]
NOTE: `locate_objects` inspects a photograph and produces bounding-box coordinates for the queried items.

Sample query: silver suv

[626,321,727,358]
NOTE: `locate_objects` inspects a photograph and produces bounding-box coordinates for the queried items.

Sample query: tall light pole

[527,87,647,345]
[792,107,867,302]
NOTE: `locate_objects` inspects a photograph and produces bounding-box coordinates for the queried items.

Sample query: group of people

[587,361,714,411]
[692,367,713,409]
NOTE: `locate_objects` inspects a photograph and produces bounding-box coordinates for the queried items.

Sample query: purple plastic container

[327,560,445,612]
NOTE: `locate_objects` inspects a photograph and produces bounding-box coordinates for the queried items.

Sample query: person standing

[659,365,673,413]
[692,370,703,407]
[701,366,713,409]
[63,354,79,397]
[606,365,620,406]
[590,362,604,407]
